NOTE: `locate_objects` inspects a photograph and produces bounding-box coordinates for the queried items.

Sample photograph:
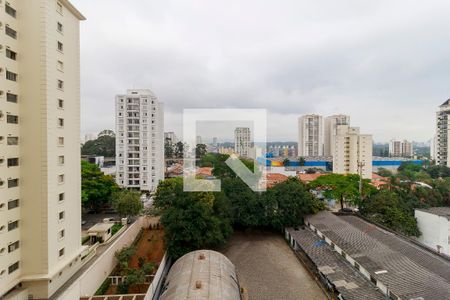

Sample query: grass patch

[95,278,111,295]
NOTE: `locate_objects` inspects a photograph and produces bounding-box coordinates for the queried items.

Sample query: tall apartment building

[234,127,251,157]
[115,89,164,192]
[389,139,413,157]
[333,125,373,179]
[0,1,85,299]
[298,114,324,157]
[436,100,450,166]
[324,115,350,157]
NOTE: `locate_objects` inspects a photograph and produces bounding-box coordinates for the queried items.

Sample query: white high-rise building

[324,115,350,157]
[436,100,450,166]
[298,114,324,157]
[430,135,437,161]
[234,127,251,157]
[115,89,164,191]
[389,139,413,157]
[333,125,373,179]
[0,1,85,298]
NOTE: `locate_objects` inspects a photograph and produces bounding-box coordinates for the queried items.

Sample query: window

[8,220,19,231]
[58,118,64,127]
[58,156,64,165]
[57,41,63,52]
[57,22,63,33]
[5,4,17,18]
[58,211,65,221]
[8,179,18,188]
[6,49,16,60]
[57,2,63,14]
[59,248,65,257]
[57,79,64,90]
[8,241,19,253]
[58,193,65,202]
[58,99,64,108]
[6,93,17,103]
[57,61,64,72]
[6,137,18,146]
[58,229,65,239]
[58,137,64,146]
[5,26,17,39]
[8,199,19,210]
[8,262,19,274]
[7,115,18,124]
[7,158,19,167]
[58,174,64,183]
[6,70,18,81]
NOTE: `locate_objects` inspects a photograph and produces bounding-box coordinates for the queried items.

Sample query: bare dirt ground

[221,230,327,300]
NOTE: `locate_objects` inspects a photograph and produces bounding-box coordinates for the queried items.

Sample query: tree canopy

[112,189,143,220]
[82,134,115,157]
[81,161,118,212]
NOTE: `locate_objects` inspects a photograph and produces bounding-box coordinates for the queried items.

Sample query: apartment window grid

[5,26,17,39]
[7,158,19,167]
[7,114,18,124]
[8,220,19,231]
[8,261,19,274]
[5,3,17,18]
[8,178,18,188]
[6,48,17,60]
[57,22,64,33]
[57,41,64,52]
[8,241,19,253]
[8,199,19,210]
[6,136,19,146]
[6,93,18,103]
[6,70,18,81]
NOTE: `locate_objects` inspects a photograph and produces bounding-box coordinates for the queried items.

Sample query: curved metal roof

[160,250,241,300]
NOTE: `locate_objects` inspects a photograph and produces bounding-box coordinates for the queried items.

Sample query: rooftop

[287,227,384,300]
[87,222,113,233]
[416,207,450,220]
[305,211,450,300]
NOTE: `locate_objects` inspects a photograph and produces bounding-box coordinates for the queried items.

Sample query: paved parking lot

[221,231,327,300]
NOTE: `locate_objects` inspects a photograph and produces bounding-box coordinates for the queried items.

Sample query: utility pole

[358,160,365,202]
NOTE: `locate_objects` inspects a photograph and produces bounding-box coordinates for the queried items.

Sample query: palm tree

[283,158,290,166]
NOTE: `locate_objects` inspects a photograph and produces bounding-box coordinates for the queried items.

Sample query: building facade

[298,114,324,157]
[333,125,372,179]
[389,139,413,157]
[436,100,450,166]
[234,127,251,157]
[0,1,85,298]
[324,115,350,157]
[115,89,164,192]
[415,207,450,255]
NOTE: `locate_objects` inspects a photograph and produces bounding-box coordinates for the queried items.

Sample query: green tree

[174,141,185,158]
[81,161,118,212]
[263,177,324,230]
[81,134,115,157]
[376,168,392,177]
[112,190,143,220]
[298,157,306,167]
[165,139,175,159]
[154,177,232,259]
[115,245,136,274]
[309,174,375,210]
[282,158,290,166]
[361,189,421,237]
[196,144,208,159]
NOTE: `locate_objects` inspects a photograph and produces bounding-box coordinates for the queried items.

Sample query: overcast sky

[72,0,450,143]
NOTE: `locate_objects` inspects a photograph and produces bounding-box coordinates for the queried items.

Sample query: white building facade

[298,114,324,157]
[0,1,86,298]
[389,139,413,157]
[115,89,164,192]
[436,100,450,166]
[234,127,251,157]
[333,125,373,179]
[415,208,450,255]
[324,115,350,157]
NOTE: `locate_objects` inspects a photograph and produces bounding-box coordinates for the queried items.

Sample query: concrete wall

[415,210,450,255]
[58,218,145,300]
